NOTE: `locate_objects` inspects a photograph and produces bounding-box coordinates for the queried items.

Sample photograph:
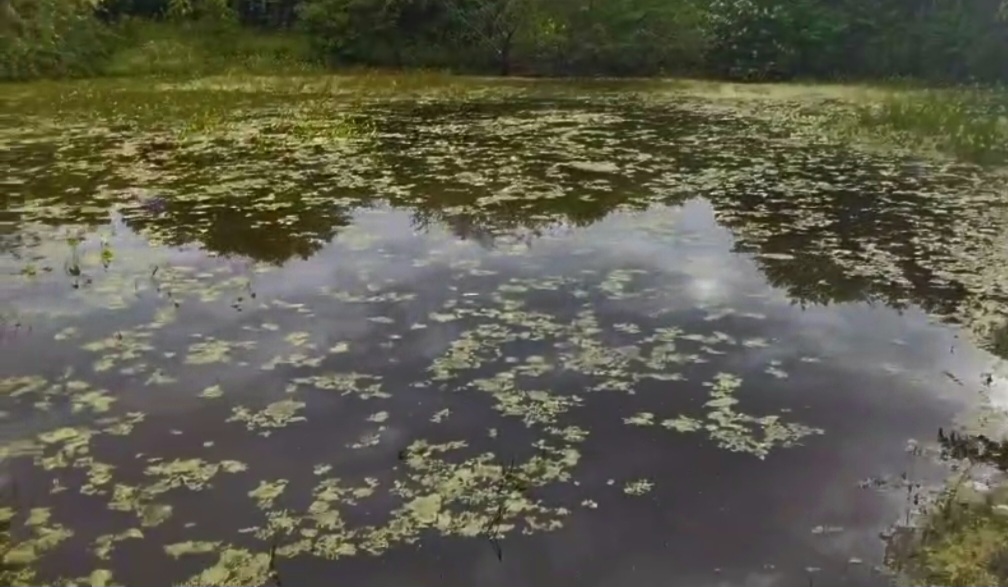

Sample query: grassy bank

[103,20,319,77]
[884,404,1008,587]
[1,14,319,81]
[887,473,1008,586]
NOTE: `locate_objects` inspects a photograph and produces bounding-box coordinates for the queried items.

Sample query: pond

[1,77,1008,586]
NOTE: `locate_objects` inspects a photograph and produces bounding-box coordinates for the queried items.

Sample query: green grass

[891,486,1008,586]
[888,427,1008,587]
[102,20,320,78]
[922,507,1008,586]
[839,88,1008,165]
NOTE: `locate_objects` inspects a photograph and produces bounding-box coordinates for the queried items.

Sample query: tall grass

[845,88,1008,164]
[102,20,319,78]
[917,490,1008,585]
[1,5,320,82]
[887,468,1008,586]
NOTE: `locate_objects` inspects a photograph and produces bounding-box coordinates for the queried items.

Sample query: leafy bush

[297,0,709,76]
[0,0,116,80]
[535,0,708,76]
[104,19,316,77]
[704,0,840,80]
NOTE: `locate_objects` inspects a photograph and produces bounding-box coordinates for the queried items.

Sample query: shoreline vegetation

[885,389,1008,587]
[4,2,1008,586]
[5,0,1008,82]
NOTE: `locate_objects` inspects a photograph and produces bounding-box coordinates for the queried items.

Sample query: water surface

[1,78,1007,586]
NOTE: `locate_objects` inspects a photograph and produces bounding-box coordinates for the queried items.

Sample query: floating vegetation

[624,374,822,459]
[177,546,274,587]
[228,400,307,436]
[1,75,1006,585]
[186,337,256,366]
[623,478,654,496]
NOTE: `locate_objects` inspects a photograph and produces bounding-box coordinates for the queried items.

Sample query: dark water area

[1,78,1007,586]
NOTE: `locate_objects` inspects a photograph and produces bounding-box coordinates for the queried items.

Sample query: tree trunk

[498,30,514,76]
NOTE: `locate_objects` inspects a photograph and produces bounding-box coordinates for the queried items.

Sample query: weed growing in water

[847,89,1008,164]
[877,359,1008,584]
[886,426,1008,586]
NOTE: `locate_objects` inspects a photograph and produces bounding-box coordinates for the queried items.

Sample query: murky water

[2,77,1008,586]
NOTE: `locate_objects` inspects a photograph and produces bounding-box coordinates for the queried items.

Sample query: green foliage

[887,431,1008,586]
[704,0,841,80]
[0,0,116,80]
[232,0,302,27]
[298,0,420,67]
[895,496,1008,587]
[298,0,709,75]
[98,0,302,27]
[293,0,1008,80]
[446,0,537,74]
[703,0,1008,82]
[534,0,708,75]
[104,19,316,77]
[819,88,1008,164]
[164,0,235,23]
[0,0,314,81]
[3,0,1008,82]
[302,0,541,73]
[860,92,1008,163]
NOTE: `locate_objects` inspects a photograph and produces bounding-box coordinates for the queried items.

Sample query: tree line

[297,0,1008,81]
[4,0,1008,82]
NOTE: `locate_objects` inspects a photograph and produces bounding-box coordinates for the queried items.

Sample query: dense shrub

[293,0,1008,81]
[1,0,116,80]
[298,0,709,75]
